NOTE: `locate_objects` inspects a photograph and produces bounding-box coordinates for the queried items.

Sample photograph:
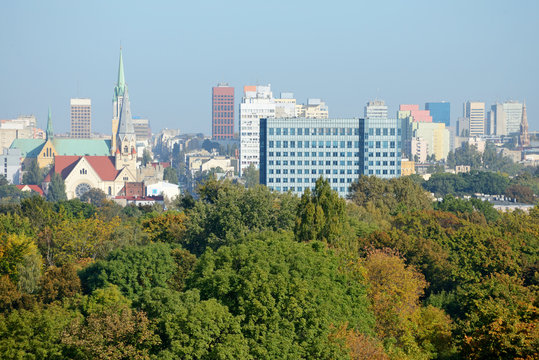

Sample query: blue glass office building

[425,102,450,128]
[260,117,401,197]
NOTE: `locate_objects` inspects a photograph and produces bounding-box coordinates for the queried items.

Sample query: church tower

[114,87,137,174]
[519,103,530,148]
[111,48,127,155]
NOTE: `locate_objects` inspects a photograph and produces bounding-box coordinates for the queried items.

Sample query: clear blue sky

[1,0,538,135]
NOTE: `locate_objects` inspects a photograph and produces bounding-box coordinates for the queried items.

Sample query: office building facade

[260,116,401,198]
[70,98,91,138]
[239,84,275,175]
[212,84,235,140]
[464,101,485,136]
[425,102,450,127]
[364,100,388,119]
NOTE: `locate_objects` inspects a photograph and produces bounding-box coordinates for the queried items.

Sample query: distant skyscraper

[212,84,235,140]
[425,102,450,127]
[132,117,151,142]
[70,98,91,138]
[463,101,485,136]
[502,101,523,135]
[239,84,275,175]
[364,100,388,119]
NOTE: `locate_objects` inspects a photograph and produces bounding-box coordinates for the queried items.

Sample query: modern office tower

[425,102,450,127]
[364,116,402,177]
[502,101,523,135]
[212,84,235,140]
[463,101,485,136]
[239,84,275,175]
[259,116,401,198]
[70,98,91,138]
[260,118,364,198]
[365,100,388,119]
[132,117,151,142]
[274,92,297,118]
[489,103,506,135]
[295,99,329,119]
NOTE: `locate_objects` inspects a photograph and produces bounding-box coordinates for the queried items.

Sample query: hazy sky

[1,0,538,135]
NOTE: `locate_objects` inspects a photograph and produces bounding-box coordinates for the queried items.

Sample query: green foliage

[141,211,186,243]
[242,163,259,188]
[46,172,67,202]
[79,243,177,302]
[434,194,500,223]
[187,232,374,359]
[22,159,46,185]
[348,175,432,216]
[54,199,97,219]
[183,179,298,255]
[163,166,178,184]
[141,148,152,167]
[295,178,351,245]
[79,188,108,207]
[424,170,510,196]
[40,263,81,304]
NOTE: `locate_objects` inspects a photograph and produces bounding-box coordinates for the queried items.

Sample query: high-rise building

[425,102,450,127]
[70,98,91,138]
[274,92,297,118]
[132,117,151,142]
[502,101,523,135]
[259,115,401,198]
[364,100,388,119]
[463,101,485,136]
[212,84,235,140]
[239,84,275,175]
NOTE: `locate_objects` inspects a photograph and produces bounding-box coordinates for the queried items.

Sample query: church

[13,50,142,199]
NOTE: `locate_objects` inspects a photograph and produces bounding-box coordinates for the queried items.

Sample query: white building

[463,101,485,136]
[146,181,180,200]
[296,98,329,118]
[239,84,275,175]
[0,148,22,184]
[364,100,388,119]
[488,101,523,136]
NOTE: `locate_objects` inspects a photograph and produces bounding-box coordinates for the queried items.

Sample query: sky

[1,0,538,135]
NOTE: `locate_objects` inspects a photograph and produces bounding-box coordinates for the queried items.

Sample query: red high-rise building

[212,84,235,140]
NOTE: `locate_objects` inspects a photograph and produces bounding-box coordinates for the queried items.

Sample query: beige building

[295,98,328,118]
[0,115,43,152]
[70,98,91,138]
[400,159,416,176]
[464,101,485,136]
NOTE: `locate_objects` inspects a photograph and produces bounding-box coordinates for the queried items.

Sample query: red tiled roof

[44,155,120,182]
[44,156,81,182]
[15,185,44,196]
[85,156,120,181]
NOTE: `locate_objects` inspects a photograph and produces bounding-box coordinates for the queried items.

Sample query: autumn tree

[46,172,67,202]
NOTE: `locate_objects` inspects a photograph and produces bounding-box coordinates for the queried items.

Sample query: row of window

[269,168,359,175]
[269,151,360,157]
[213,112,233,118]
[268,160,361,166]
[367,141,398,149]
[214,105,233,111]
[269,127,360,136]
[268,177,355,184]
[269,186,348,194]
[269,140,361,149]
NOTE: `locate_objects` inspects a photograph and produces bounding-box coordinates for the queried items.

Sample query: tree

[187,232,374,359]
[242,164,259,188]
[40,263,81,304]
[505,184,536,204]
[141,211,187,244]
[47,172,67,202]
[295,178,350,245]
[141,149,152,167]
[80,188,107,207]
[22,159,45,185]
[163,166,178,184]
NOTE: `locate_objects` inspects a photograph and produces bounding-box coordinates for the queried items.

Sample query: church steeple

[118,88,135,139]
[519,102,530,148]
[113,48,127,102]
[46,106,53,140]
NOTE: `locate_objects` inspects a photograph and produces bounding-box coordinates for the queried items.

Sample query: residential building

[398,104,432,122]
[411,137,429,163]
[0,115,43,152]
[364,100,388,119]
[212,84,235,140]
[0,148,22,184]
[425,102,450,127]
[239,84,275,175]
[463,101,485,136]
[70,98,91,138]
[400,159,415,176]
[259,116,401,198]
[456,117,470,137]
[274,92,297,118]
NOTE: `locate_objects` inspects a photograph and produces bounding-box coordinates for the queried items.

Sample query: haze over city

[1,0,538,134]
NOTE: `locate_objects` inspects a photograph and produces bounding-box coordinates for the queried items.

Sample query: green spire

[117,48,125,94]
[46,106,53,140]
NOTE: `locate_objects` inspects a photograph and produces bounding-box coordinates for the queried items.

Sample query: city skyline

[1,1,538,135]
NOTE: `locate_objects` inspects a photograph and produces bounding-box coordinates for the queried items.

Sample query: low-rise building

[146,181,180,200]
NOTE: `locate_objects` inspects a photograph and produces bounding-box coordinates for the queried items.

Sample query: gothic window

[75,183,91,198]
[80,168,87,175]
[124,146,128,153]
[108,186,112,195]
